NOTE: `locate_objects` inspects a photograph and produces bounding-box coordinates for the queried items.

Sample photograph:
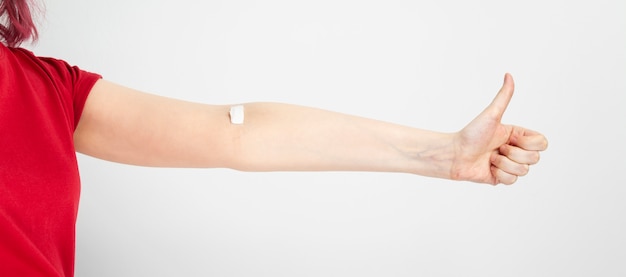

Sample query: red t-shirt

[0,44,101,276]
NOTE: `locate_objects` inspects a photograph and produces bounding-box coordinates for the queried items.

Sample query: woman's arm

[74,74,547,185]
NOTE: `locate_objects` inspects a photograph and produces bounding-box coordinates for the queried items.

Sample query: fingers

[499,144,541,165]
[510,134,549,151]
[485,73,515,120]
[500,125,547,162]
[491,165,518,185]
[491,151,530,177]
[491,132,547,185]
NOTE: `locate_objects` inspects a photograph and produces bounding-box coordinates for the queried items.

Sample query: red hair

[0,0,38,47]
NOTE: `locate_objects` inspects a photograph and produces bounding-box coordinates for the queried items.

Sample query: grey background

[28,0,625,276]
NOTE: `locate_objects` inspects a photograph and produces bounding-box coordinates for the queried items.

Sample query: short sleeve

[35,56,102,129]
[68,64,102,129]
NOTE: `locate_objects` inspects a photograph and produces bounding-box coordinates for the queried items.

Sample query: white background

[30,0,625,276]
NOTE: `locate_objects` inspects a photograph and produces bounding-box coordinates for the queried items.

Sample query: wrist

[401,130,456,180]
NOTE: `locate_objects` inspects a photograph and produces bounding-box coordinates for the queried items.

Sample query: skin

[74,73,547,185]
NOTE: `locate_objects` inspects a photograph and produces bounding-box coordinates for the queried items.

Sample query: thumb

[486,73,515,120]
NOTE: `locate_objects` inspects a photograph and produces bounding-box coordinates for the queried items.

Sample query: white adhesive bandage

[229,105,245,124]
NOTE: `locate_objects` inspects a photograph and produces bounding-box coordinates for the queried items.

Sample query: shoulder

[2,44,101,91]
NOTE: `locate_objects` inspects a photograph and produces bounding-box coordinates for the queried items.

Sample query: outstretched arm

[74,73,547,185]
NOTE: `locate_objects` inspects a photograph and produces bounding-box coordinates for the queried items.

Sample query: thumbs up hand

[451,74,548,185]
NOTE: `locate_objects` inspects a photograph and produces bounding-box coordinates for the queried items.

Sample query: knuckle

[529,152,541,164]
[491,153,501,164]
[502,179,513,185]
[541,138,549,150]
[518,164,530,176]
[505,175,518,185]
[499,144,510,155]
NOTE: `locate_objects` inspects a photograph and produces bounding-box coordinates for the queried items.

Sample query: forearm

[224,102,455,179]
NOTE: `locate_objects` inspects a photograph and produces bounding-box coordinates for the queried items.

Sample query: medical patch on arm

[229,105,245,124]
